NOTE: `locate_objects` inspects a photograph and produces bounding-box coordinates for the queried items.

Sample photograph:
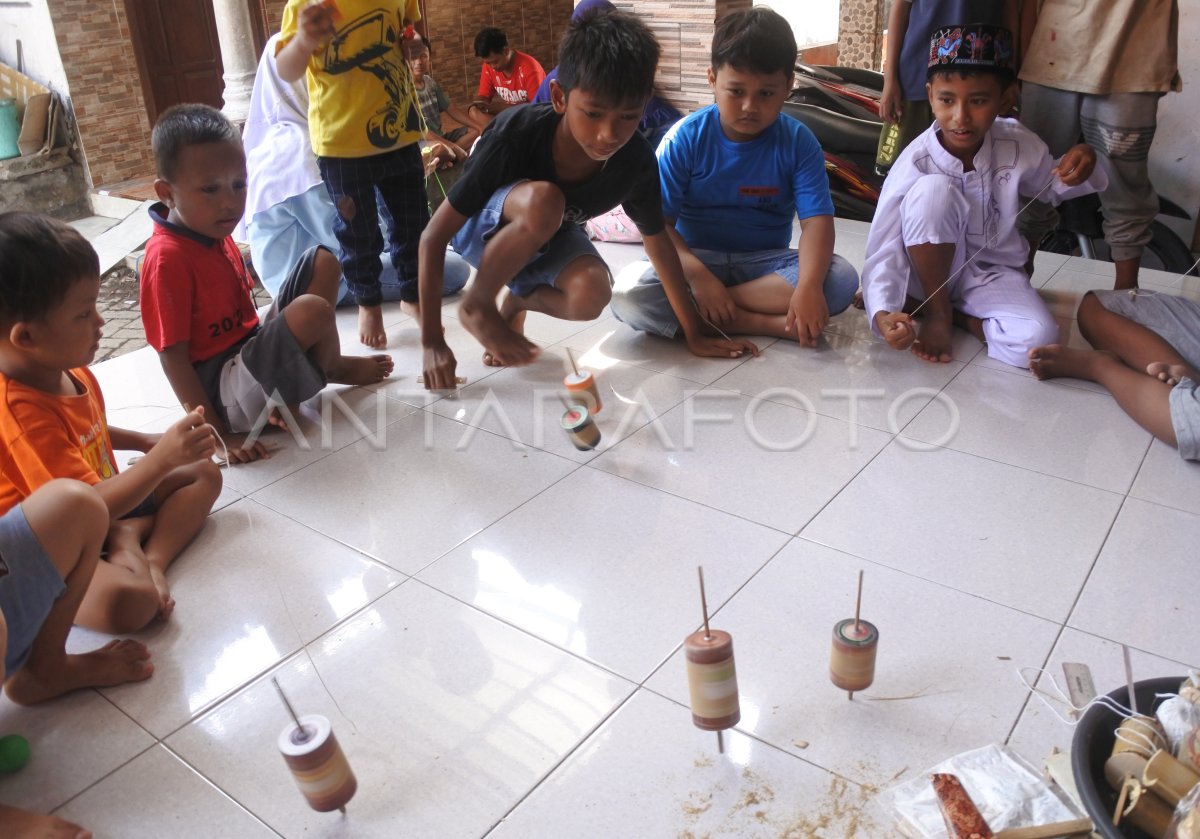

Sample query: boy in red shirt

[0,211,222,631]
[140,104,394,463]
[465,27,546,130]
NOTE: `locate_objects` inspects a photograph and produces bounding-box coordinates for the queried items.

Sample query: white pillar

[211,0,257,123]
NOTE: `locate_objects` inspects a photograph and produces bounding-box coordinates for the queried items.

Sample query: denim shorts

[611,247,860,339]
[0,503,65,676]
[451,181,602,298]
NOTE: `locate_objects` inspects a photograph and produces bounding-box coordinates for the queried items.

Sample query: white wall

[1153,0,1200,250]
[756,0,1198,250]
[756,0,839,47]
[0,0,70,96]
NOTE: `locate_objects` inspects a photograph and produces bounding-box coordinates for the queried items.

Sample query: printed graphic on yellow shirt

[322,9,420,149]
[78,420,115,480]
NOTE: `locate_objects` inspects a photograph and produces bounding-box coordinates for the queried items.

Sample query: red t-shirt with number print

[139,203,259,363]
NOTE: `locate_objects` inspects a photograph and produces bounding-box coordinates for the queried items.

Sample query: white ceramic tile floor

[2,219,1198,837]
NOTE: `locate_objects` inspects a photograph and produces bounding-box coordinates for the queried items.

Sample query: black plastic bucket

[1071,676,1182,839]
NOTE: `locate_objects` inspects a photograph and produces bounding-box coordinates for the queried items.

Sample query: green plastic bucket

[0,99,20,159]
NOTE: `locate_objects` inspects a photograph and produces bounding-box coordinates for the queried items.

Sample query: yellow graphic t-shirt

[280,0,423,158]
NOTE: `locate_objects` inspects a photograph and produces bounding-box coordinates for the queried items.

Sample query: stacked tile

[614,0,750,115]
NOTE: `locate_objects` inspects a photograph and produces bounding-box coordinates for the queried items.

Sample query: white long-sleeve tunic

[861,117,1108,366]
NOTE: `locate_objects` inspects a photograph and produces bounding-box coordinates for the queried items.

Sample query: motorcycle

[786,63,1199,275]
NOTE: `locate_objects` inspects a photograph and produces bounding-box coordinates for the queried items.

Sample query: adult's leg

[1017,83,1085,269]
[1080,92,1162,290]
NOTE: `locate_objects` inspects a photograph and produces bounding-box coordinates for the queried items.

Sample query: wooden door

[125,0,224,126]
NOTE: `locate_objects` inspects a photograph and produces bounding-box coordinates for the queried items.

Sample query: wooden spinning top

[683,567,740,753]
[829,570,878,699]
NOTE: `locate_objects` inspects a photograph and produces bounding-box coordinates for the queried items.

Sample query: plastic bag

[871,744,1085,838]
[1170,781,1200,839]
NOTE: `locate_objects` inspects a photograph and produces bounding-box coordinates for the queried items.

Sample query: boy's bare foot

[1028,344,1117,380]
[328,354,394,385]
[852,289,865,310]
[1146,361,1189,387]
[5,640,153,705]
[912,318,954,363]
[461,293,539,368]
[148,566,175,621]
[359,305,387,349]
[400,300,420,321]
[0,805,91,839]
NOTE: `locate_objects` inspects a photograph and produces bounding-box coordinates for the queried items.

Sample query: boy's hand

[220,433,272,464]
[690,272,736,327]
[1053,144,1097,187]
[685,333,759,360]
[874,311,915,350]
[422,342,460,389]
[151,409,219,469]
[786,284,829,348]
[297,2,338,52]
[879,80,902,124]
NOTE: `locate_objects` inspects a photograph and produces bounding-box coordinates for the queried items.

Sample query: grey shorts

[1094,289,1200,461]
[451,181,604,298]
[0,504,65,676]
[1170,378,1200,461]
[196,247,329,433]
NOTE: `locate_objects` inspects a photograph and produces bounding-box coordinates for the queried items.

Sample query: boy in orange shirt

[0,212,221,632]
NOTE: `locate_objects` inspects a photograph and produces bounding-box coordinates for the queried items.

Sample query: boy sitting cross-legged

[141,104,393,463]
[862,23,1106,368]
[611,7,860,347]
[0,212,221,631]
[418,11,757,388]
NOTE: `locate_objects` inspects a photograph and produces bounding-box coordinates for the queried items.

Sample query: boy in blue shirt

[611,7,859,347]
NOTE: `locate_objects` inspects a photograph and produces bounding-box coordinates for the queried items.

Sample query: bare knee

[185,459,223,506]
[559,260,612,320]
[1077,290,1103,338]
[506,182,566,236]
[283,293,335,343]
[313,247,342,285]
[23,480,108,576]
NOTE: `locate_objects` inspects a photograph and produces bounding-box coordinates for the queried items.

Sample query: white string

[1017,666,1135,725]
[908,177,1060,319]
[1127,253,1200,300]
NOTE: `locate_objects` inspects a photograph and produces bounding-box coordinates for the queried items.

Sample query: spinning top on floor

[684,567,740,754]
[563,348,602,414]
[829,570,878,699]
[561,405,601,451]
[273,678,357,813]
[0,734,30,773]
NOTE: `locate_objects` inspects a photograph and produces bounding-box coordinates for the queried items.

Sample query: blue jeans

[610,247,860,338]
[318,145,430,306]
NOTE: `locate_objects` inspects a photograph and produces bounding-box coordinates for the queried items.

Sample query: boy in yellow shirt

[276,0,428,348]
